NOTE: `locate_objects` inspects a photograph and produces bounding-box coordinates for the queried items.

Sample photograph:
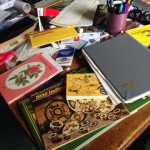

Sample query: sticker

[45,101,71,122]
[70,112,85,122]
[99,98,116,113]
[89,121,98,127]
[50,120,64,133]
[63,121,79,135]
[67,98,115,114]
[80,120,90,127]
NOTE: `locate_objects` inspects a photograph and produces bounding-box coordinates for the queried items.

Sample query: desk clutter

[0,0,150,150]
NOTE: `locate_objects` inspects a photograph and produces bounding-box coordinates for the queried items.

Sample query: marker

[119,4,123,13]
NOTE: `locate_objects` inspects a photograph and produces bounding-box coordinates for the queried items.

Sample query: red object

[27,65,41,75]
[43,8,59,17]
[74,36,80,42]
[0,54,62,105]
[0,51,15,66]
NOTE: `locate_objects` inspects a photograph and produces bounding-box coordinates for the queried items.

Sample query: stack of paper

[82,34,150,104]
[50,0,99,27]
[34,0,62,8]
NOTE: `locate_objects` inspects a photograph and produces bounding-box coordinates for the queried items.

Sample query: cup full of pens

[107,0,134,34]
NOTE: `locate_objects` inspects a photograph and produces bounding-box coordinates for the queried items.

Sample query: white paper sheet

[51,0,99,27]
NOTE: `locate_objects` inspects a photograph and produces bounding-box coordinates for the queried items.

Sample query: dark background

[0,95,36,150]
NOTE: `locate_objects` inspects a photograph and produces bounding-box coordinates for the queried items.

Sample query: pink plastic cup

[107,12,128,34]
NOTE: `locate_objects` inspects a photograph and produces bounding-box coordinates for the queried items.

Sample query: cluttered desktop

[0,0,150,150]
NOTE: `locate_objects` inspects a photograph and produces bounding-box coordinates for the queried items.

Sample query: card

[80,32,101,47]
[0,53,62,104]
[56,47,75,66]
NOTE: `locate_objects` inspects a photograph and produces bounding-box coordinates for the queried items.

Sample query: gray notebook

[82,34,150,103]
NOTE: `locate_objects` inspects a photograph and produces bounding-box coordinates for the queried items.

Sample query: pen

[107,0,115,13]
[121,4,126,13]
[126,0,131,5]
[119,4,123,13]
[126,0,135,5]
[114,4,121,14]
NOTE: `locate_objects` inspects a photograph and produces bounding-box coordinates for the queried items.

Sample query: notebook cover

[83,34,150,102]
[0,54,62,105]
[19,98,44,150]
[66,73,108,100]
[126,25,150,47]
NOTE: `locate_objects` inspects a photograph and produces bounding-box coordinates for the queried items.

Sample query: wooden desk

[1,50,150,150]
[83,102,150,150]
[0,2,150,148]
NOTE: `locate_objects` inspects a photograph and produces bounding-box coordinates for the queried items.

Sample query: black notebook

[82,34,150,103]
[0,17,36,44]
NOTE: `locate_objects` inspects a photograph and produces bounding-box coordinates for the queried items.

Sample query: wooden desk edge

[83,103,150,150]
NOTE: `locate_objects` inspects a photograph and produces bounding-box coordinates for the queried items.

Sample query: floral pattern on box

[6,62,45,89]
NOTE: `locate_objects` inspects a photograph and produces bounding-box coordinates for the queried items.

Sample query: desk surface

[0,34,150,150]
[83,103,150,150]
[0,1,150,150]
[0,94,149,150]
[0,95,36,150]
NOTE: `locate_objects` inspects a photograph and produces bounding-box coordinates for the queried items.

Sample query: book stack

[19,95,150,150]
[82,34,150,104]
[19,72,130,150]
[1,34,150,150]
